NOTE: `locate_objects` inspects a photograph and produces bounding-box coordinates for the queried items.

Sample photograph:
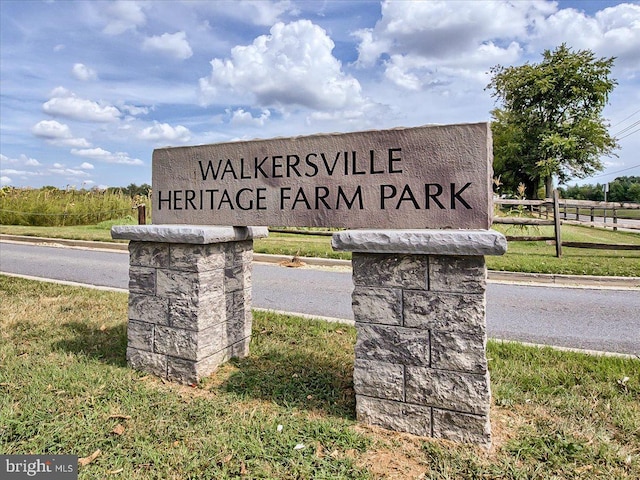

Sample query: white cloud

[237,0,295,26]
[143,31,193,60]
[138,121,192,142]
[0,176,11,186]
[102,0,146,35]
[31,120,92,148]
[530,3,640,72]
[71,147,144,165]
[50,167,90,177]
[199,20,365,111]
[353,0,550,90]
[25,157,41,167]
[72,63,98,81]
[32,120,71,139]
[79,162,94,170]
[196,0,295,26]
[43,87,121,123]
[1,153,42,167]
[230,108,271,126]
[121,104,150,116]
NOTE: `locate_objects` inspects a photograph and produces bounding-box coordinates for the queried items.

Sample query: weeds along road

[1,241,638,356]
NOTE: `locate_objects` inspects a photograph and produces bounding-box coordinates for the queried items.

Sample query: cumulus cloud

[354,1,640,91]
[43,87,121,123]
[0,161,42,184]
[353,0,545,90]
[72,63,98,81]
[32,120,91,148]
[199,20,365,111]
[102,0,146,35]
[1,153,41,167]
[230,108,271,126]
[79,162,94,169]
[142,31,193,60]
[71,147,143,165]
[530,3,640,71]
[139,121,192,142]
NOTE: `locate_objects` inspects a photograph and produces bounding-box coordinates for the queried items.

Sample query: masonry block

[356,396,432,437]
[353,359,404,401]
[333,229,506,447]
[112,225,268,385]
[355,323,430,366]
[352,287,403,325]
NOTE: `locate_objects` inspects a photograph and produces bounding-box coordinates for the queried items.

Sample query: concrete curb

[2,233,639,289]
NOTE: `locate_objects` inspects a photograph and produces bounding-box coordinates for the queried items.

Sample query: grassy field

[1,275,638,479]
[0,187,150,226]
[2,221,639,277]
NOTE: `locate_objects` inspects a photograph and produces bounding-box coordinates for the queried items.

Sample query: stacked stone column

[332,229,506,447]
[111,225,268,385]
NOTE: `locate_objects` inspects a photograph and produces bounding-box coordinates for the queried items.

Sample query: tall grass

[0,186,150,226]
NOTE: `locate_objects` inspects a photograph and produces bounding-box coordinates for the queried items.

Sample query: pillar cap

[332,229,507,255]
[112,225,268,244]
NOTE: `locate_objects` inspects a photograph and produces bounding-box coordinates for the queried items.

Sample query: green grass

[0,218,135,243]
[1,222,639,276]
[559,208,640,220]
[1,276,639,479]
[487,224,640,277]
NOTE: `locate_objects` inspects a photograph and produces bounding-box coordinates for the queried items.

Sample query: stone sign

[152,123,492,229]
[115,121,506,448]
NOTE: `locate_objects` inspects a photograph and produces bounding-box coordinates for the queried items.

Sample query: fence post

[613,207,618,232]
[553,189,562,258]
[590,207,594,226]
[137,204,146,225]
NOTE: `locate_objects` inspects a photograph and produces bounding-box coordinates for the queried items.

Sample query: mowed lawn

[1,275,638,479]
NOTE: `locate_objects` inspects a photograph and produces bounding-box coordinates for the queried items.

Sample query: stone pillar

[332,229,506,447]
[111,225,268,385]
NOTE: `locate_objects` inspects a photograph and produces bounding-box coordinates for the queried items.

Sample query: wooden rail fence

[493,191,640,257]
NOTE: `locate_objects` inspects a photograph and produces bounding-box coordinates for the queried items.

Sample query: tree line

[559,176,640,203]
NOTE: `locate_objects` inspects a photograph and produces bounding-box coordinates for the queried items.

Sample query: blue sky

[1,0,639,190]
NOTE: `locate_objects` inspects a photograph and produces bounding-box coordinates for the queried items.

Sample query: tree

[487,44,619,198]
[559,176,640,202]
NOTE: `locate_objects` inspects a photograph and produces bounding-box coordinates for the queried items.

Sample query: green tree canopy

[488,44,619,198]
[561,176,640,203]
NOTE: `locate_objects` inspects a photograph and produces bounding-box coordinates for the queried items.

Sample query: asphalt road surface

[1,241,638,356]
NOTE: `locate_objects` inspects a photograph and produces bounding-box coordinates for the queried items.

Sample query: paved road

[1,241,638,355]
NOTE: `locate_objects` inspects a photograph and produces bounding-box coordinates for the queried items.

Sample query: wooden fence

[493,191,640,257]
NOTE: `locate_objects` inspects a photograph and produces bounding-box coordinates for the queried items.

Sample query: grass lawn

[1,275,639,479]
